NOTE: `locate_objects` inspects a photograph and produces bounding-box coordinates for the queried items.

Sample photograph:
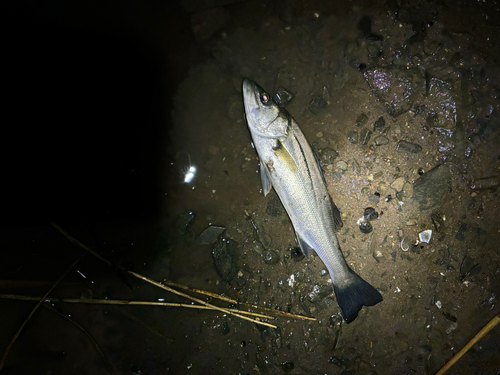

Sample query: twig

[0,254,85,371]
[128,271,277,329]
[42,304,110,370]
[0,294,273,319]
[164,281,316,321]
[50,222,111,267]
[435,312,500,375]
[164,281,239,304]
[241,302,317,321]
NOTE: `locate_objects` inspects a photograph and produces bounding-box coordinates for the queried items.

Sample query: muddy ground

[1,0,500,374]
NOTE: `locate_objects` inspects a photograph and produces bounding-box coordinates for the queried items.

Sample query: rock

[248,215,272,249]
[356,113,368,127]
[431,212,445,232]
[262,250,280,265]
[212,237,238,282]
[368,193,381,205]
[373,116,386,131]
[195,225,226,245]
[364,207,379,220]
[420,78,457,129]
[391,177,405,191]
[374,135,389,146]
[290,247,304,262]
[470,176,500,190]
[275,86,294,106]
[401,181,414,199]
[363,67,421,117]
[396,140,422,153]
[348,130,359,144]
[191,7,230,43]
[378,181,388,195]
[360,128,372,145]
[309,96,328,116]
[412,164,452,210]
[307,284,333,303]
[319,148,339,166]
[336,160,348,172]
[359,219,373,233]
[406,218,418,226]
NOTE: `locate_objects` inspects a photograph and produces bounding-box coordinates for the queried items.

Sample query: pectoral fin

[260,162,273,196]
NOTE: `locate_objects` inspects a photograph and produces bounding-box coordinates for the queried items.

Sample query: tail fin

[333,268,383,324]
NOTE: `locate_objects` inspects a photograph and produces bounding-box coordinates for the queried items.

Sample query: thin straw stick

[128,271,277,329]
[0,254,85,371]
[435,312,500,375]
[0,294,273,319]
[164,281,316,321]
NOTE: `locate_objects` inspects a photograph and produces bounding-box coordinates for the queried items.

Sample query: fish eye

[260,92,271,104]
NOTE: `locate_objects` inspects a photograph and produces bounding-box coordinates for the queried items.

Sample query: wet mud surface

[1,0,500,374]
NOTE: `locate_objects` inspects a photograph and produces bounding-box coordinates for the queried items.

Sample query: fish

[242,78,382,323]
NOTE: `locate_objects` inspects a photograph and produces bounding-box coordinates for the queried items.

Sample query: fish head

[242,78,289,139]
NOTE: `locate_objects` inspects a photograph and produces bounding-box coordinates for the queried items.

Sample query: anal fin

[296,233,315,259]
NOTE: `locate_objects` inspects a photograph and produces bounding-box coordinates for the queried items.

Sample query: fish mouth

[242,78,264,129]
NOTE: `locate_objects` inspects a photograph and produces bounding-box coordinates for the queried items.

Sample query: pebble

[374,135,389,146]
[391,177,405,191]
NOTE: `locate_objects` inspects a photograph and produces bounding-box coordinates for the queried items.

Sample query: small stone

[470,176,500,190]
[378,181,388,195]
[290,247,304,262]
[445,322,458,335]
[391,177,405,191]
[364,207,379,220]
[331,172,342,182]
[263,250,280,265]
[374,136,389,146]
[212,238,238,282]
[431,212,445,232]
[359,219,373,233]
[400,181,414,199]
[360,128,373,145]
[396,140,422,153]
[356,113,368,127]
[275,86,294,106]
[406,218,418,226]
[374,116,386,131]
[320,148,339,165]
[309,96,328,116]
[348,130,359,144]
[336,160,348,171]
[307,284,333,303]
[368,193,381,205]
[196,226,226,245]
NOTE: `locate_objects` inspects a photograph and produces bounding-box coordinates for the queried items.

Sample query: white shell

[419,229,433,243]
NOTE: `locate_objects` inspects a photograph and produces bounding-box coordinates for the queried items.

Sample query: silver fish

[242,79,382,323]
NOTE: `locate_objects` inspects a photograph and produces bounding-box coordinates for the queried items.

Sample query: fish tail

[333,268,383,324]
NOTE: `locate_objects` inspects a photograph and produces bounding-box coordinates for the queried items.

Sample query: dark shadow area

[2,6,166,225]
